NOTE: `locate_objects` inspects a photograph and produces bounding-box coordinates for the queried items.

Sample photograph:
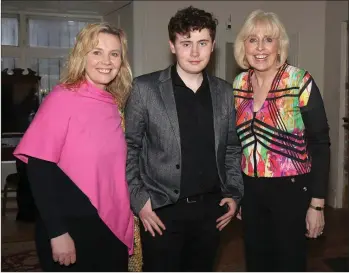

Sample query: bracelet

[309,204,325,211]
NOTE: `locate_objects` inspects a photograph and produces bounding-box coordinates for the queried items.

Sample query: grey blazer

[125,66,243,215]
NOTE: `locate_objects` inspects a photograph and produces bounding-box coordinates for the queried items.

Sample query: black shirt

[27,157,97,239]
[171,65,220,199]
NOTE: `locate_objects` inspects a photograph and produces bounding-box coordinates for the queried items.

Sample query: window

[1,13,100,93]
[30,58,65,92]
[28,18,90,48]
[25,17,94,91]
[25,17,96,91]
[1,16,19,46]
[1,57,19,70]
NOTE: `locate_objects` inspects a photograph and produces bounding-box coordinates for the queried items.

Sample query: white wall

[323,1,348,207]
[104,2,134,72]
[116,1,349,207]
[132,1,326,93]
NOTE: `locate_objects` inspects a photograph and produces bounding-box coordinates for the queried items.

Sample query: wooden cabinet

[1,68,41,133]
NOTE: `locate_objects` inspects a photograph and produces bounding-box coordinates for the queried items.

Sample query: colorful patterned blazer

[233,63,330,198]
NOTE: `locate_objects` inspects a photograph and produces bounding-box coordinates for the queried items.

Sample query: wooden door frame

[336,21,348,208]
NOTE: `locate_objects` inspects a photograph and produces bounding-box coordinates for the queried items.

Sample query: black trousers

[242,174,311,272]
[35,214,128,272]
[140,193,225,272]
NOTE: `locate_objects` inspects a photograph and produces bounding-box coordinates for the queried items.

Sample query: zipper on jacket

[251,112,258,177]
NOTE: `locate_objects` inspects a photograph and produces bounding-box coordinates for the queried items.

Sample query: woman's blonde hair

[60,22,132,109]
[234,10,289,69]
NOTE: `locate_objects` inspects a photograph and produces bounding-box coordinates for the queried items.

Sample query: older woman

[13,23,133,271]
[233,10,330,271]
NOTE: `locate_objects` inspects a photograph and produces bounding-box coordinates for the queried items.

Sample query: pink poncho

[14,81,134,254]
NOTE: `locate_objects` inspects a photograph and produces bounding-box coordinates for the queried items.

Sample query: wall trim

[336,21,348,208]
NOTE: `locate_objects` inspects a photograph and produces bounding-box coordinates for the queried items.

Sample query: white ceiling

[2,1,132,16]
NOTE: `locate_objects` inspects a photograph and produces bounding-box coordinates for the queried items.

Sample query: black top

[300,79,330,198]
[27,157,97,239]
[171,65,220,199]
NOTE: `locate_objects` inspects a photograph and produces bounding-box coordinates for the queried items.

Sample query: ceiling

[1,1,132,16]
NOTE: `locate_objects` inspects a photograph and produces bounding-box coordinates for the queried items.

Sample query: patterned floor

[1,207,348,272]
[1,241,40,272]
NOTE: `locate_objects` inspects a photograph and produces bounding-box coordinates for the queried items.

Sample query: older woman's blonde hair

[60,22,132,109]
[234,10,289,69]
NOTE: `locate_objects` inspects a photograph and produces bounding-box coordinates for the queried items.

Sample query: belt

[177,192,221,204]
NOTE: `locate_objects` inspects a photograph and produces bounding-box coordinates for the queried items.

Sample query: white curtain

[1,57,19,70]
[1,17,18,46]
[28,18,88,48]
[30,58,65,91]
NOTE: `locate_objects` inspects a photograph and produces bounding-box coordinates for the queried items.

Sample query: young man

[125,6,243,272]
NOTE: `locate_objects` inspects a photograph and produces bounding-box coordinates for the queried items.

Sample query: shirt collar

[171,63,209,89]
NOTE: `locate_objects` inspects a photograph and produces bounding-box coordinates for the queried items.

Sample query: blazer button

[173,189,179,194]
[176,164,180,169]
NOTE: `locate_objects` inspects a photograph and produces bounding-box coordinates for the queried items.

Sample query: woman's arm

[299,76,330,202]
[299,75,329,238]
[27,157,68,239]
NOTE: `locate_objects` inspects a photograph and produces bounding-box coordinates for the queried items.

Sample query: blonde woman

[233,10,330,271]
[14,23,134,271]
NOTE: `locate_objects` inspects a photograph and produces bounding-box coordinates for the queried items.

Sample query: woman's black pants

[242,174,311,272]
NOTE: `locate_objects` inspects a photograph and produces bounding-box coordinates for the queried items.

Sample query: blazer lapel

[207,75,221,155]
[159,67,181,149]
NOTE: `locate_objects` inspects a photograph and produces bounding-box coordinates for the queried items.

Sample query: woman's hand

[50,232,76,266]
[305,198,325,238]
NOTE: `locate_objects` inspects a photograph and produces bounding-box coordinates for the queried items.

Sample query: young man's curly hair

[168,6,218,43]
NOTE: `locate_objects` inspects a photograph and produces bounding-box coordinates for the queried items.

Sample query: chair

[1,173,20,216]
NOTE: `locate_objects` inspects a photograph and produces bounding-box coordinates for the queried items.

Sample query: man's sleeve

[222,83,244,204]
[125,79,150,214]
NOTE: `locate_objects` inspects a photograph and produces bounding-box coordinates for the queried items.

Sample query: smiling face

[244,24,280,72]
[169,28,215,75]
[85,32,122,90]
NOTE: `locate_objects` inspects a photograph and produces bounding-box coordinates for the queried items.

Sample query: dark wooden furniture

[2,173,20,216]
[1,146,16,162]
[1,68,40,221]
[1,68,40,133]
